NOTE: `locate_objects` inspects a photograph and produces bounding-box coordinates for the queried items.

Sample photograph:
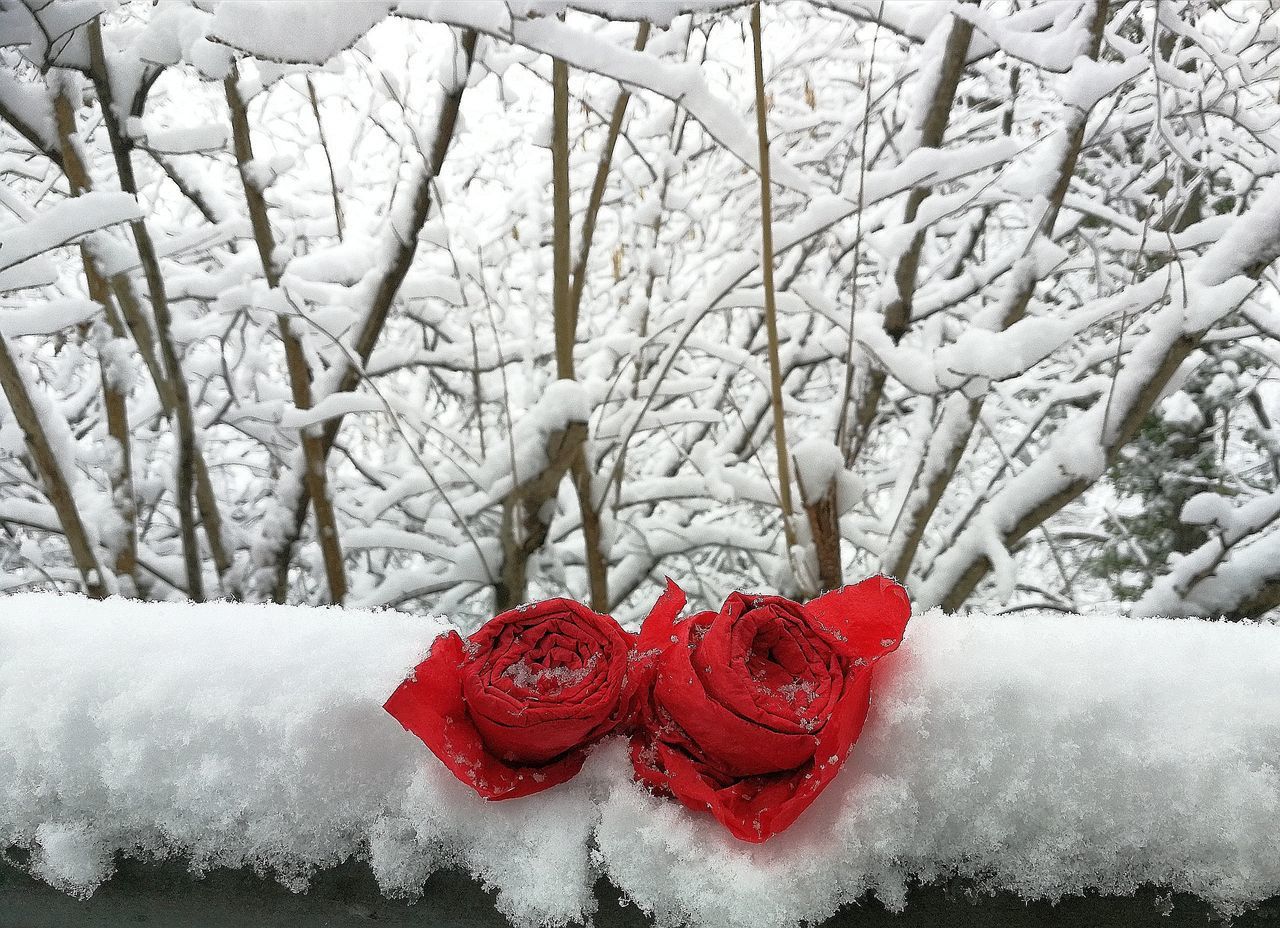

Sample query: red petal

[805,575,910,661]
[629,644,882,842]
[695,599,841,735]
[654,617,816,777]
[635,578,687,656]
[458,600,635,762]
[383,632,587,800]
[745,668,874,841]
[624,579,687,723]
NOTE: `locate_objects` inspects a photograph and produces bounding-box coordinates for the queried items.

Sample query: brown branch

[254,30,478,601]
[548,48,610,612]
[1233,579,1280,621]
[843,10,976,467]
[0,333,107,598]
[882,2,1109,584]
[336,31,478,392]
[95,266,231,596]
[752,1,800,584]
[147,150,223,226]
[52,82,138,588]
[305,75,345,242]
[936,333,1195,611]
[87,18,228,599]
[553,56,574,384]
[566,22,651,335]
[225,64,348,605]
[496,422,588,611]
[797,463,843,593]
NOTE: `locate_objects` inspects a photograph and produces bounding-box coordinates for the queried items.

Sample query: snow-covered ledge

[1,595,1277,928]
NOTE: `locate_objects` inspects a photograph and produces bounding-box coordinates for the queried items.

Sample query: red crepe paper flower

[629,576,910,842]
[384,599,636,800]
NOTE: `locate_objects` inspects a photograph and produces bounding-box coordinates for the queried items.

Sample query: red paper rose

[384,599,635,800]
[629,576,910,842]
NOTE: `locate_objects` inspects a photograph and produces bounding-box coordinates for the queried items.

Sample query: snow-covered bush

[2,1,1280,619]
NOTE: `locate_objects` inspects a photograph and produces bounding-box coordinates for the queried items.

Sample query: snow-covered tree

[2,0,1280,621]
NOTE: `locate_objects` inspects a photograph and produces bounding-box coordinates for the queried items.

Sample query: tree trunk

[52,84,139,589]
[225,66,348,605]
[496,423,588,611]
[254,30,478,602]
[841,11,976,467]
[883,1,1109,586]
[751,0,801,588]
[87,18,227,599]
[0,334,108,598]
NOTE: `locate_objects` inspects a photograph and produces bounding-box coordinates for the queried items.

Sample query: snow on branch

[916,177,1280,611]
[0,192,141,272]
[203,0,811,192]
[0,70,62,163]
[206,1,396,65]
[205,0,740,66]
[0,298,98,337]
[1136,490,1280,619]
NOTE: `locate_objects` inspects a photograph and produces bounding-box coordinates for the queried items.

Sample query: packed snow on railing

[1,594,1277,928]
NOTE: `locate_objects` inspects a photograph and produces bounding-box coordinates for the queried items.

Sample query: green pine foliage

[1091,348,1270,600]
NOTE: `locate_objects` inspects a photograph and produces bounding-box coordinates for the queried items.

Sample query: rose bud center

[710,604,844,735]
[463,617,624,765]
